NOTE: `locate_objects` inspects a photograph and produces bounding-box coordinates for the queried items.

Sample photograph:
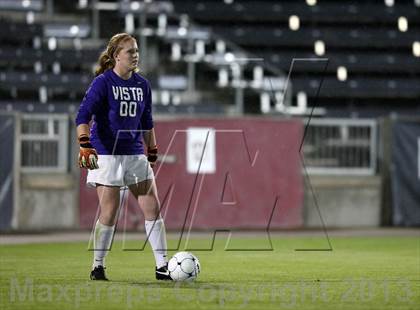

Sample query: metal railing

[20,114,69,173]
[302,118,377,175]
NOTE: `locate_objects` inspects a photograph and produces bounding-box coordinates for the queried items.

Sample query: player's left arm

[141,80,158,167]
[143,128,158,167]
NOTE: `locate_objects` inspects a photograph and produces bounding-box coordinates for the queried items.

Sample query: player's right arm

[75,76,106,170]
[76,124,99,169]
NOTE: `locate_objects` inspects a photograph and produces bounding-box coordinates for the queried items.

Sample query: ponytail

[95,52,115,76]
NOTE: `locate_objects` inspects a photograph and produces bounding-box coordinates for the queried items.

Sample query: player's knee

[100,214,117,226]
[144,205,160,220]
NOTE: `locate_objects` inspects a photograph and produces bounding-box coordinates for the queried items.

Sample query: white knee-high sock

[145,218,168,268]
[93,220,115,268]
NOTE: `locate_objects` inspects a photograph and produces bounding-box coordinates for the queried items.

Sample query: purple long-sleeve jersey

[75,69,153,155]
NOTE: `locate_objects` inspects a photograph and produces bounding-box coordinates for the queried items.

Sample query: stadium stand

[0,0,419,116]
[170,0,420,115]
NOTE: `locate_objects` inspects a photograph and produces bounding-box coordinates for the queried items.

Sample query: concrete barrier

[304,175,382,228]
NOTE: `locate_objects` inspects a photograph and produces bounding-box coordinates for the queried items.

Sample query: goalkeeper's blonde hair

[95,33,139,76]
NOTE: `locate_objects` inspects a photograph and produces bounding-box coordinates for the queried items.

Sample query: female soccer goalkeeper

[75,33,170,281]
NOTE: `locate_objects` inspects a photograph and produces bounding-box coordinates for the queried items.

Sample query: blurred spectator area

[170,0,420,114]
[0,0,419,116]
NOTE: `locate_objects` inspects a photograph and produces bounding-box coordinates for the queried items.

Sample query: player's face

[114,39,139,73]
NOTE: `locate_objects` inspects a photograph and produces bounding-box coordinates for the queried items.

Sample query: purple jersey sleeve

[75,75,107,126]
[140,81,154,131]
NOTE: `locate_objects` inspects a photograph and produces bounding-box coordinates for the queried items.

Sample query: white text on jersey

[112,86,144,102]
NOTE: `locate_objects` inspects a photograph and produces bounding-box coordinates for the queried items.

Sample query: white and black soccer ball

[168,251,200,282]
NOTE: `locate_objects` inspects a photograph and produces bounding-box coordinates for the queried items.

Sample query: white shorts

[87,155,154,188]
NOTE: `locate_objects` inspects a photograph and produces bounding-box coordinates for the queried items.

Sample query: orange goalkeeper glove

[147,145,158,168]
[78,135,99,170]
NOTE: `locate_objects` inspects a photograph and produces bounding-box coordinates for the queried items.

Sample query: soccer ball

[168,251,200,282]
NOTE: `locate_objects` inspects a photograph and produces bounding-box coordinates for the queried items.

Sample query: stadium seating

[0,0,419,115]
[0,20,42,46]
[171,1,420,25]
[170,0,420,112]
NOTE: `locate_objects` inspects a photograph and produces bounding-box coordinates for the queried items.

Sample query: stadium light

[253,66,263,80]
[416,0,420,7]
[218,68,229,87]
[34,61,42,74]
[171,42,181,61]
[39,86,47,104]
[172,94,181,106]
[125,13,135,34]
[224,52,235,63]
[384,0,394,7]
[314,40,325,56]
[216,40,226,53]
[413,41,420,57]
[252,66,264,88]
[177,27,187,37]
[260,93,271,114]
[289,15,300,31]
[70,25,80,36]
[130,1,140,11]
[161,91,170,106]
[224,0,234,4]
[157,14,167,36]
[26,11,34,24]
[22,0,30,8]
[297,92,307,112]
[78,0,88,9]
[398,17,408,32]
[48,37,57,50]
[52,62,61,75]
[306,0,317,6]
[337,66,348,81]
[33,36,41,49]
[195,40,206,57]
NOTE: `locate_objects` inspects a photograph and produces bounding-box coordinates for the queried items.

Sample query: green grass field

[0,236,419,310]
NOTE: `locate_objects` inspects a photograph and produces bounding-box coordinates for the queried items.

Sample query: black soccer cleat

[90,266,108,281]
[155,264,172,281]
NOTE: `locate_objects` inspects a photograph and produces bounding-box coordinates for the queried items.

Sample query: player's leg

[91,185,120,280]
[129,180,171,280]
